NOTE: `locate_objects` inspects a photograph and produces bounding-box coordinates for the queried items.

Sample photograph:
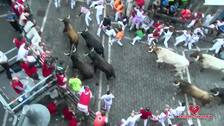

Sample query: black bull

[87,50,115,80]
[70,54,94,80]
[81,31,104,57]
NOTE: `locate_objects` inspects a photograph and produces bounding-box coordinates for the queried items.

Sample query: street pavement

[0,0,224,126]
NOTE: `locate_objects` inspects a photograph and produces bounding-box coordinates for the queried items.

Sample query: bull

[58,15,79,55]
[210,87,224,104]
[86,49,115,80]
[173,79,214,105]
[81,30,104,57]
[148,45,189,77]
[190,51,224,80]
[70,54,94,80]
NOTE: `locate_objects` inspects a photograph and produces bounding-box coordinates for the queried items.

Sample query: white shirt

[17,43,28,61]
[101,94,114,105]
[203,14,214,26]
[193,27,205,37]
[122,114,142,126]
[157,112,168,123]
[172,106,186,116]
[215,38,224,45]
[95,5,104,15]
[0,51,8,63]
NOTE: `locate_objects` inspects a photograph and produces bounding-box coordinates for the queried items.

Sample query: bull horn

[90,48,95,52]
[148,48,153,53]
[152,41,156,45]
[85,27,88,31]
[196,46,201,51]
[213,91,220,96]
[173,82,180,86]
[57,18,63,22]
[83,53,88,57]
[195,55,200,61]
[67,15,70,19]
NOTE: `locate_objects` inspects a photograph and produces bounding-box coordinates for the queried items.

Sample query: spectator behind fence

[13,34,26,49]
[10,76,25,94]
[93,111,108,126]
[0,51,12,80]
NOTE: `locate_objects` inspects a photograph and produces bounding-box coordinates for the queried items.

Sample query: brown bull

[173,79,214,105]
[58,15,79,55]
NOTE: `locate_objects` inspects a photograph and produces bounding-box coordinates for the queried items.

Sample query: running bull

[173,79,214,105]
[81,30,104,57]
[86,49,115,80]
[190,51,224,80]
[58,15,79,55]
[148,45,189,77]
[71,54,94,80]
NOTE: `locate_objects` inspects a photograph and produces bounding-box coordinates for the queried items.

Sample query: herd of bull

[148,44,224,106]
[57,15,115,81]
[57,15,224,107]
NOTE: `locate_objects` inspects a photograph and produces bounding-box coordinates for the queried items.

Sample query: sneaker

[131,42,135,45]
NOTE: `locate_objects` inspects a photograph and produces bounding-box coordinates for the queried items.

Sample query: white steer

[190,51,224,78]
[148,45,189,76]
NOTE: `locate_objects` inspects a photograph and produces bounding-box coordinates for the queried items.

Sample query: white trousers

[187,19,196,28]
[147,37,156,46]
[188,39,199,50]
[118,21,126,30]
[105,29,116,37]
[143,119,148,126]
[130,23,140,30]
[209,43,222,54]
[110,0,114,9]
[85,11,92,26]
[174,35,187,46]
[115,11,121,21]
[54,0,61,8]
[70,0,76,9]
[90,1,98,8]
[86,0,91,5]
[103,102,112,111]
[161,35,172,48]
[96,13,102,25]
[132,36,141,45]
[111,38,123,46]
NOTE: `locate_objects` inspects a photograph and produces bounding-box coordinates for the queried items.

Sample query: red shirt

[11,2,24,16]
[63,107,74,120]
[21,62,37,77]
[68,117,78,126]
[11,80,24,94]
[56,74,66,86]
[42,62,53,77]
[94,112,107,126]
[79,89,91,106]
[47,102,57,115]
[135,0,144,7]
[139,109,152,119]
[13,37,26,49]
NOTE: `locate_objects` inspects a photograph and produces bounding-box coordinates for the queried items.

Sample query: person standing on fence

[10,76,25,94]
[0,51,12,80]
[100,90,115,112]
[77,86,93,115]
[13,34,26,49]
[69,75,82,93]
